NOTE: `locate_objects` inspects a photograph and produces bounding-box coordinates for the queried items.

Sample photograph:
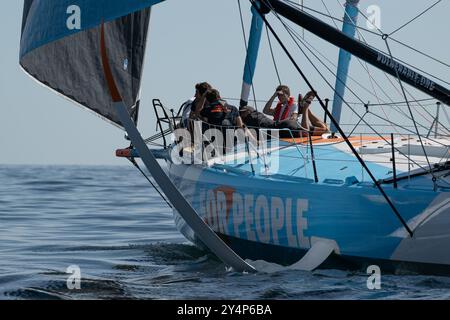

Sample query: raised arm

[192,92,207,119]
[263,91,278,116]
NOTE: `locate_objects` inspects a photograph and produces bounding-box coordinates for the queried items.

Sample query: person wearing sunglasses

[263,85,299,124]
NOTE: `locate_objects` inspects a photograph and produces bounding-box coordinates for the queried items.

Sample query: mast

[239,4,268,107]
[264,0,450,106]
[330,0,360,134]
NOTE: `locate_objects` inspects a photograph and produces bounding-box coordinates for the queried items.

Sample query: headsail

[19,0,163,128]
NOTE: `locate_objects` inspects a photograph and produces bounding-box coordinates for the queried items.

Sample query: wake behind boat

[20,0,450,275]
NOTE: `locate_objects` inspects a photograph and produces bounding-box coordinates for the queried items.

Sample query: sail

[19,0,164,128]
[330,0,360,134]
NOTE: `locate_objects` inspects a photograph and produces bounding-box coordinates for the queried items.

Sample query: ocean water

[1,164,450,300]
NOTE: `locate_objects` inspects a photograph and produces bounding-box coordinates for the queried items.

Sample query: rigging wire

[329,0,450,134]
[254,1,450,138]
[323,0,401,136]
[316,0,450,75]
[333,0,399,132]
[389,0,442,36]
[255,0,414,237]
[284,0,380,36]
[285,0,450,73]
[320,0,338,29]
[281,15,438,136]
[286,18,450,147]
[279,4,447,154]
[269,6,444,171]
[265,24,282,85]
[285,0,450,86]
[389,37,450,69]
[384,37,436,177]
[129,157,173,209]
[237,0,259,110]
[279,3,450,142]
[220,96,439,107]
[354,1,450,72]
[337,0,450,88]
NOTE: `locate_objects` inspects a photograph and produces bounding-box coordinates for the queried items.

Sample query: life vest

[273,96,296,122]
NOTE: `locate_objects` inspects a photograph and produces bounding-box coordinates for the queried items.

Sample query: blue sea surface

[1,165,450,300]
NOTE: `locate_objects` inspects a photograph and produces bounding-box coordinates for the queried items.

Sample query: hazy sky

[1,0,449,165]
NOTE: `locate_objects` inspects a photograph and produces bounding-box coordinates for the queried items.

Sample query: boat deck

[204,134,450,188]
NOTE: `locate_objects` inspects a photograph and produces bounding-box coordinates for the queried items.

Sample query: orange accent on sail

[100,22,122,103]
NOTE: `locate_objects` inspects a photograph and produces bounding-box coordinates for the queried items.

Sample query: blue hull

[169,161,450,272]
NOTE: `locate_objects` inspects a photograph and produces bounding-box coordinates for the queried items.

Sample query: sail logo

[66,5,81,30]
[199,187,310,249]
[376,53,436,91]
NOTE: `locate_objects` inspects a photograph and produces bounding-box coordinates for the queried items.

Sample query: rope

[129,158,173,209]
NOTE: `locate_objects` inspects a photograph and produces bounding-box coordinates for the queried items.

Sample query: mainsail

[20,0,162,128]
